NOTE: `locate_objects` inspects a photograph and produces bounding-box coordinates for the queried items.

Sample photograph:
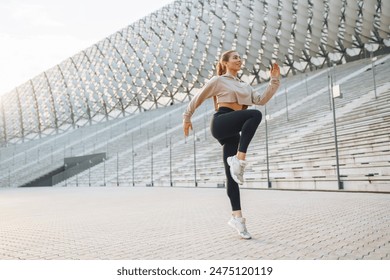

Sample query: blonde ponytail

[216,62,226,76]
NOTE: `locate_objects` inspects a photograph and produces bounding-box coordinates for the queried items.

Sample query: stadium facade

[0,0,389,145]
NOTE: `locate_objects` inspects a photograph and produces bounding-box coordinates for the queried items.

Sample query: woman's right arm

[183,76,219,136]
[251,63,280,106]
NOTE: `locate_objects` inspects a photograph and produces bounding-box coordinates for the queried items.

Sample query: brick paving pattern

[0,186,389,260]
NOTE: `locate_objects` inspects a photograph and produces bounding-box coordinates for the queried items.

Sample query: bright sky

[0,0,174,96]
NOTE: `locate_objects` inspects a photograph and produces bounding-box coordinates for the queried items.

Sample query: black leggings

[210,107,262,211]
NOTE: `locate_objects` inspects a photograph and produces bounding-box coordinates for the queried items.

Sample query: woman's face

[225,52,242,73]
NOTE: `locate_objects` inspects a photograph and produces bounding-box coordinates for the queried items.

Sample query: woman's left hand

[183,121,193,137]
[270,63,280,79]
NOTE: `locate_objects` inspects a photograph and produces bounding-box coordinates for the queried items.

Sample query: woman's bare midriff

[218,102,244,111]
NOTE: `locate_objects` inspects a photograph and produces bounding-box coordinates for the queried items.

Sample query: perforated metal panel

[0,0,389,144]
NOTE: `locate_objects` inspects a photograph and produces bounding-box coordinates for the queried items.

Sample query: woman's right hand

[270,63,280,79]
[183,121,193,137]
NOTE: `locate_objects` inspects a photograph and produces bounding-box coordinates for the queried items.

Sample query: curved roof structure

[0,0,389,144]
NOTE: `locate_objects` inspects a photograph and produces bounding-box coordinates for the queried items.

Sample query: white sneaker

[227,156,247,185]
[228,216,252,239]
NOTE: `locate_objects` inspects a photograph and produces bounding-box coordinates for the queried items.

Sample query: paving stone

[0,187,389,260]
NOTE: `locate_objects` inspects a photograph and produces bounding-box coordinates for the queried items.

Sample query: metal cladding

[0,0,389,144]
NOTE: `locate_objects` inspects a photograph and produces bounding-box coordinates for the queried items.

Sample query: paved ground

[0,186,389,260]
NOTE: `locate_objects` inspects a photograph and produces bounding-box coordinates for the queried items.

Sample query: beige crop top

[183,73,280,122]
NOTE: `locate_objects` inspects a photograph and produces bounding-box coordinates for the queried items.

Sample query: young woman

[183,50,280,239]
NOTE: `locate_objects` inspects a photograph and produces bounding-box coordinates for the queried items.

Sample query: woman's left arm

[252,63,281,105]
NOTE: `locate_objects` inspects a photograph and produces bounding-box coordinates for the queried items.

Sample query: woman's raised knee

[251,110,262,124]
